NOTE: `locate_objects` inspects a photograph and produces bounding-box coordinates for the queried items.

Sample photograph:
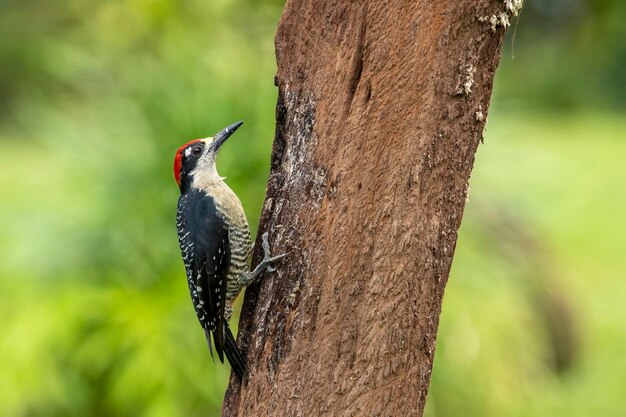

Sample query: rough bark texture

[224,1,515,416]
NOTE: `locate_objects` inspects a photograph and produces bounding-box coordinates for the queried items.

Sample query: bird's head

[173,121,243,192]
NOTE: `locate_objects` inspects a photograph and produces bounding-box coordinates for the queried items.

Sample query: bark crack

[347,11,367,113]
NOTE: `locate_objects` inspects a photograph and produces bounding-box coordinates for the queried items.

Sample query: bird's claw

[260,232,287,272]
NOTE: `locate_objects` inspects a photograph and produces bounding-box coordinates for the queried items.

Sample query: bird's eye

[191,145,203,157]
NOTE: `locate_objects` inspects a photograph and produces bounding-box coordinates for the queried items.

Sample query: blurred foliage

[426,112,626,417]
[0,0,624,416]
[0,1,284,415]
[494,0,626,110]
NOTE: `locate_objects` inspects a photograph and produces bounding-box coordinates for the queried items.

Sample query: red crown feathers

[174,139,202,186]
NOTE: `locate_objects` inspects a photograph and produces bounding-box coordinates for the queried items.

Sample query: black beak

[211,121,243,151]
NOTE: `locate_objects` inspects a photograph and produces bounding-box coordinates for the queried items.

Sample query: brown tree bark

[224,1,519,416]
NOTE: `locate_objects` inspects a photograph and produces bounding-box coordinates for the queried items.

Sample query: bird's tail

[223,323,247,380]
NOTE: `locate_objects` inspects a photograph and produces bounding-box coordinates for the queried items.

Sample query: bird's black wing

[177,189,229,362]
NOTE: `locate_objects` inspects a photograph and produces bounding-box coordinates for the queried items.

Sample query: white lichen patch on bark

[287,277,301,307]
[456,63,476,95]
[504,0,524,16]
[475,104,485,122]
[479,0,524,32]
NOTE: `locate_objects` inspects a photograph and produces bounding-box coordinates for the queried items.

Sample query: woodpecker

[174,121,285,379]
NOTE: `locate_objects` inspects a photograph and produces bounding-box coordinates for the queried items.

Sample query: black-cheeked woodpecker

[173,121,285,379]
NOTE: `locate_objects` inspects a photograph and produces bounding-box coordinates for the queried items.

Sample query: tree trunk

[224,1,517,415]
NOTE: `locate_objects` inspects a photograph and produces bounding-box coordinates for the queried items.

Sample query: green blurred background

[0,1,624,416]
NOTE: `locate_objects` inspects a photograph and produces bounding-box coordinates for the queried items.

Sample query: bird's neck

[191,163,224,192]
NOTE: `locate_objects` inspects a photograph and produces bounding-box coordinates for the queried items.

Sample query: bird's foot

[259,232,288,272]
[244,232,287,285]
